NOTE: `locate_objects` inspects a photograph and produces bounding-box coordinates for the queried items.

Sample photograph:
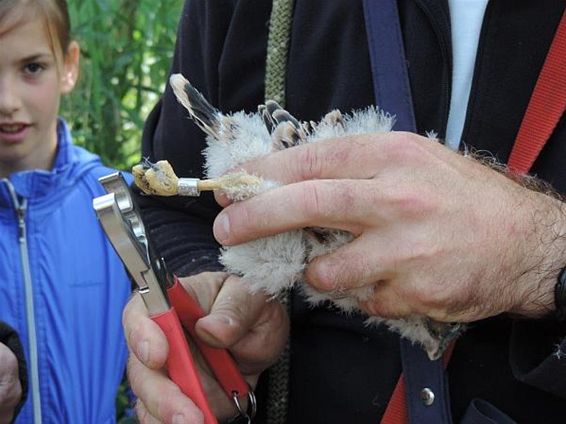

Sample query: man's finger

[180,272,286,354]
[195,275,289,373]
[195,275,275,345]
[123,292,169,369]
[212,133,395,207]
[240,134,394,183]
[128,354,204,424]
[213,179,385,245]
[304,232,394,292]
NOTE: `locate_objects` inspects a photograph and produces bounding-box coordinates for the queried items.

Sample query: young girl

[0,1,131,422]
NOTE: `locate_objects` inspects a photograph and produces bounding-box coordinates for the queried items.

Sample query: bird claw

[423,320,465,360]
[132,159,179,196]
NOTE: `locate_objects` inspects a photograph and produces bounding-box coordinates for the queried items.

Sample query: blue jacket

[0,120,131,423]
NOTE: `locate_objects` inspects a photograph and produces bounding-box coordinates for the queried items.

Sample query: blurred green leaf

[62,0,182,171]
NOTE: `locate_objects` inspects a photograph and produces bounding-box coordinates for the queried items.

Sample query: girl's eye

[23,62,46,75]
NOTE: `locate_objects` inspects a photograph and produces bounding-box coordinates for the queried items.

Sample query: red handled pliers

[93,172,255,424]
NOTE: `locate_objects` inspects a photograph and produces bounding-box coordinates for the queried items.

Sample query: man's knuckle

[411,276,453,313]
[157,385,183,416]
[383,132,421,162]
[122,293,143,328]
[0,378,21,407]
[428,308,452,322]
[0,350,17,375]
[301,182,325,220]
[296,145,323,180]
[236,203,256,235]
[363,297,396,318]
[389,187,434,218]
[308,259,342,291]
[126,356,144,391]
[134,401,152,424]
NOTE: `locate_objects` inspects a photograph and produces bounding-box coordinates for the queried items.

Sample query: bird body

[166,73,463,360]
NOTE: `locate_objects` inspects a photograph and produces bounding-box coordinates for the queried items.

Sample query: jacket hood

[0,119,102,209]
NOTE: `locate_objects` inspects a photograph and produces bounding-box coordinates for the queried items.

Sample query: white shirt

[445,0,489,150]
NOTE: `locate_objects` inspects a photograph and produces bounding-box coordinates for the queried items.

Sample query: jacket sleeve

[136,0,239,276]
[0,321,28,422]
[510,318,566,399]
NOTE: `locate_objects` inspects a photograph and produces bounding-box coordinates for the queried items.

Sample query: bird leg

[133,159,262,197]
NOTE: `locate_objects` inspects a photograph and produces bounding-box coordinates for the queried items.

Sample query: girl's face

[0,12,79,177]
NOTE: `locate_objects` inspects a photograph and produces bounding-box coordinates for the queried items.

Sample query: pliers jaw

[93,172,170,315]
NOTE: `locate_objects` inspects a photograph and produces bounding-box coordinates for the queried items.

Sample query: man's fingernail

[198,315,235,346]
[214,213,230,243]
[172,414,187,424]
[138,340,149,363]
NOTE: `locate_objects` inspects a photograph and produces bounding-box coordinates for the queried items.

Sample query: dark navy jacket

[138,1,566,422]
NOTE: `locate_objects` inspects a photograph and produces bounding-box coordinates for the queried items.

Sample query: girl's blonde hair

[0,0,71,59]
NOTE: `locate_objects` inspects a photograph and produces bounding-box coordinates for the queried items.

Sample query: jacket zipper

[5,180,43,424]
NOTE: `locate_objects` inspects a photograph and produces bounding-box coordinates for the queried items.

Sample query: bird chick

[166,73,464,360]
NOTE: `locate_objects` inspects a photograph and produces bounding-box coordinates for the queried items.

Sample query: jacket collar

[0,118,101,209]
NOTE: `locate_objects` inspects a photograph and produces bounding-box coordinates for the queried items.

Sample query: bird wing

[169,73,225,140]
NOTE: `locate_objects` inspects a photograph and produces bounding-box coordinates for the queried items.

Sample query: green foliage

[62,0,183,171]
[116,374,136,423]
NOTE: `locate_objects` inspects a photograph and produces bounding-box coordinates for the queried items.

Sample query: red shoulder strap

[507,10,566,174]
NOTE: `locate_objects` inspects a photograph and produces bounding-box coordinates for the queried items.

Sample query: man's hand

[0,342,22,424]
[213,132,566,322]
[123,271,289,423]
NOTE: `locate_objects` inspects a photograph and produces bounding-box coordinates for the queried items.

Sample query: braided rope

[264,1,294,422]
[265,0,294,107]
[265,293,292,424]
